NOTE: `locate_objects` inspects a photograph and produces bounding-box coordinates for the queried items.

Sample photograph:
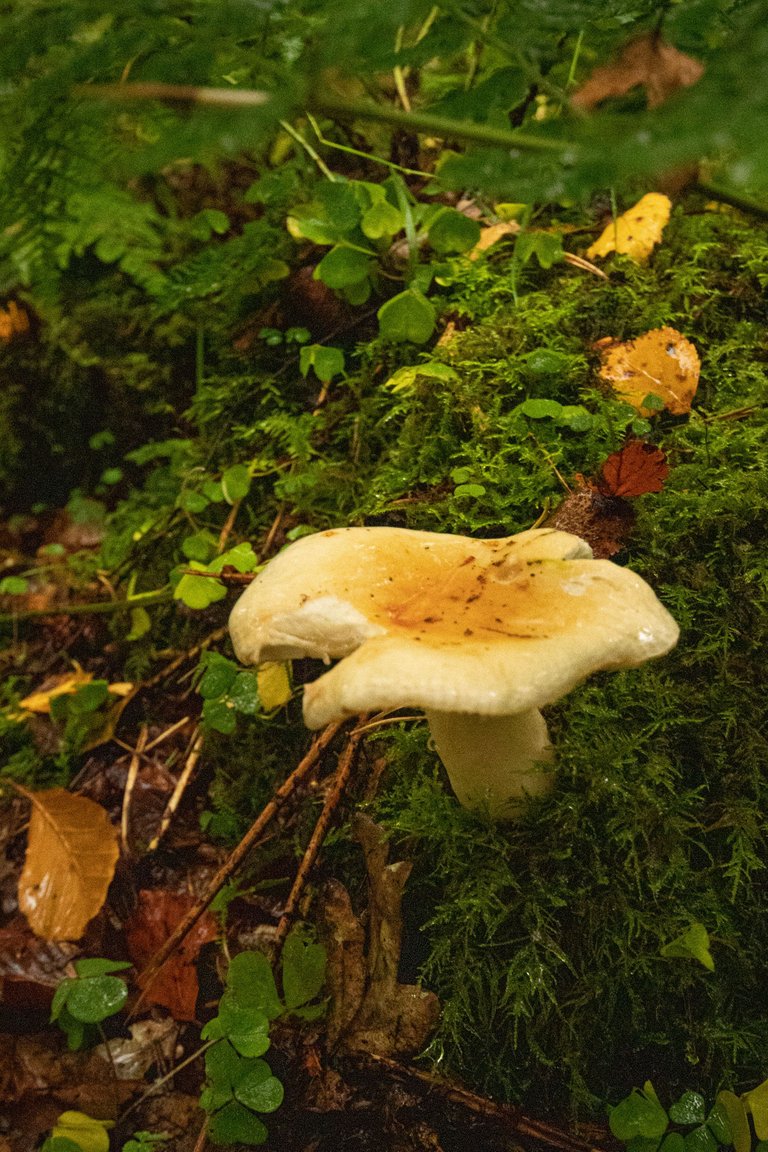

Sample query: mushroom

[228,526,679,818]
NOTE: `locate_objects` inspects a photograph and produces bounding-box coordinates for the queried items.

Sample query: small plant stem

[272,716,368,954]
[306,113,433,178]
[78,82,568,153]
[279,117,337,180]
[0,587,172,625]
[566,30,585,88]
[312,92,567,152]
[130,720,345,1015]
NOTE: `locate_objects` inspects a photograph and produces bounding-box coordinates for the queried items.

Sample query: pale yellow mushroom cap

[228,526,680,728]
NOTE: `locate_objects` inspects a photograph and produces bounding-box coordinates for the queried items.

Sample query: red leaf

[598,441,669,498]
[125,889,218,1021]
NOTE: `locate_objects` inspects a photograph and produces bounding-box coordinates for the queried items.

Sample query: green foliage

[173,543,258,611]
[121,1135,168,1152]
[200,930,326,1144]
[49,682,117,760]
[51,958,131,1050]
[610,1078,768,1152]
[194,651,281,735]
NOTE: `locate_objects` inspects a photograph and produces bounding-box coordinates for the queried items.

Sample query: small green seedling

[173,542,258,611]
[51,958,131,1050]
[610,1078,768,1152]
[200,927,326,1145]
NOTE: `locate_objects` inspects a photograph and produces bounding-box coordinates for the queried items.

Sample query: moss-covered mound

[4,197,768,1120]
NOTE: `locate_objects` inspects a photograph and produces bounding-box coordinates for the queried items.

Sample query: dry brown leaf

[598,325,700,414]
[318,815,440,1059]
[18,788,119,941]
[598,440,669,497]
[126,888,218,1021]
[572,33,704,111]
[587,193,672,262]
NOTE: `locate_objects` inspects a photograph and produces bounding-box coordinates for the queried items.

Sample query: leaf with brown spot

[599,440,670,498]
[18,789,119,941]
[598,325,700,414]
[572,33,704,111]
[125,888,218,1021]
[587,193,672,263]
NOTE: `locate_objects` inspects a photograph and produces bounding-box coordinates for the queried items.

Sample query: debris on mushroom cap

[228,526,680,728]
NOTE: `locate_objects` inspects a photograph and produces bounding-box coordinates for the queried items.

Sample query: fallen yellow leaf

[598,325,700,415]
[257,661,293,711]
[587,193,672,262]
[20,668,94,713]
[51,1113,114,1152]
[19,788,120,940]
[467,221,520,260]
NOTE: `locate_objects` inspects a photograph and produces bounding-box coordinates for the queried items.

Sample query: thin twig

[273,717,368,954]
[121,724,149,853]
[217,499,242,553]
[130,720,344,1015]
[120,1037,218,1121]
[141,626,228,691]
[148,725,204,851]
[259,508,285,561]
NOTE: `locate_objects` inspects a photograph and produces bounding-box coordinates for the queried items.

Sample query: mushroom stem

[423,708,555,819]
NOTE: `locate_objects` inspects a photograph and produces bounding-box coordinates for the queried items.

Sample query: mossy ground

[3,195,768,1123]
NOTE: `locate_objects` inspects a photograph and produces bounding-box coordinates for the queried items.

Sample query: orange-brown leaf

[572,33,704,111]
[0,301,30,342]
[599,441,669,498]
[125,889,218,1021]
[598,325,700,415]
[18,789,119,941]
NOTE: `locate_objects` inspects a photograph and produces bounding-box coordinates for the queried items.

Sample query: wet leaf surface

[18,789,119,941]
[597,326,701,415]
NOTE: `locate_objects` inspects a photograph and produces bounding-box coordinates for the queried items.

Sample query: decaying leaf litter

[2,175,768,1152]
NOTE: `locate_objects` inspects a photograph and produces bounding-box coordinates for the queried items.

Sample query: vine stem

[77,82,568,154]
[0,587,172,625]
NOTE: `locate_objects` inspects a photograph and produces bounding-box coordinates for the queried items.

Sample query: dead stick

[148,725,204,852]
[359,1053,610,1152]
[259,508,285,561]
[120,724,149,853]
[272,718,368,954]
[130,720,344,1014]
